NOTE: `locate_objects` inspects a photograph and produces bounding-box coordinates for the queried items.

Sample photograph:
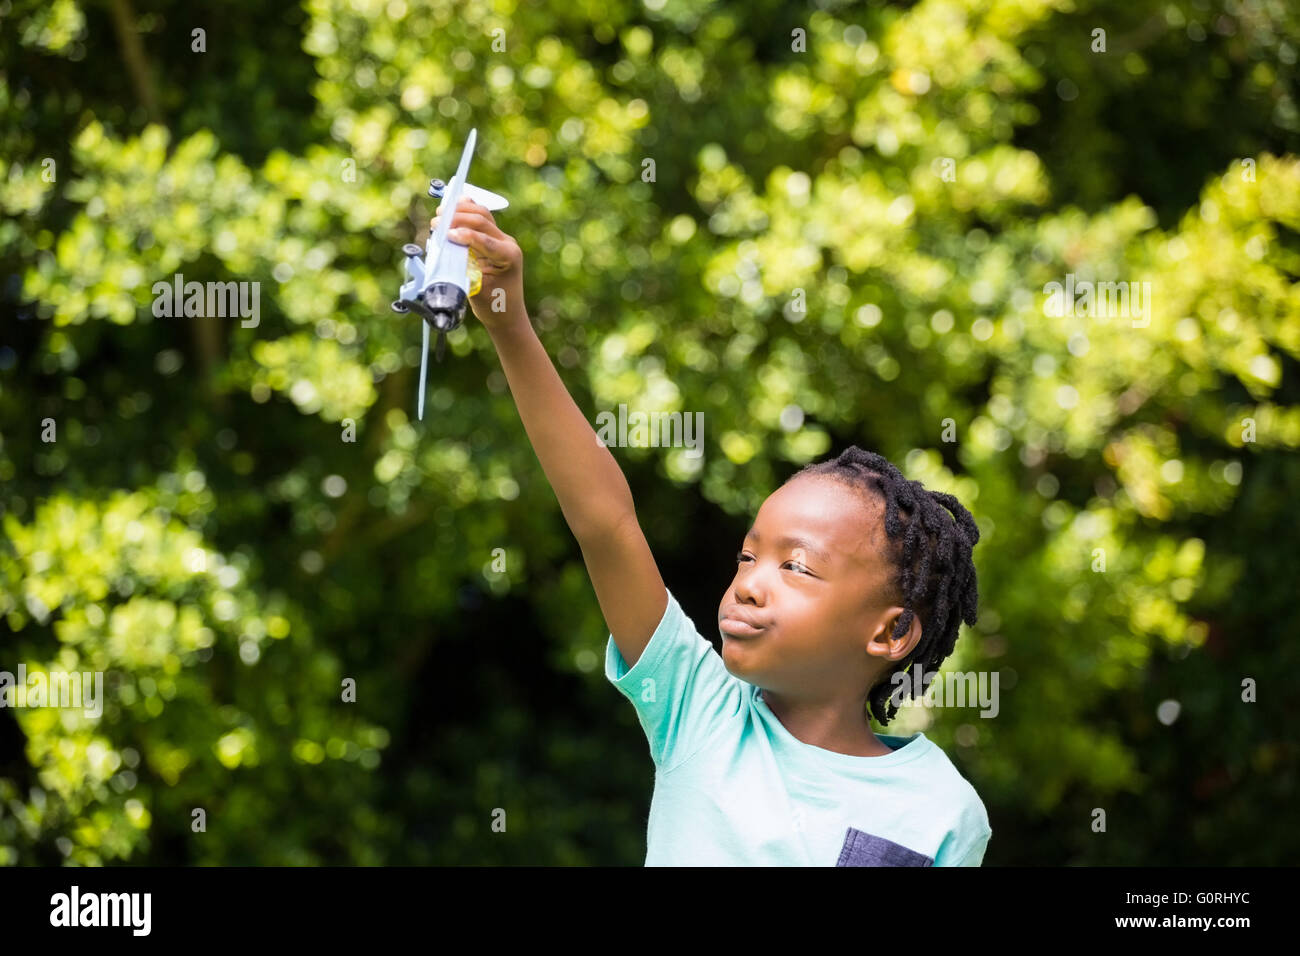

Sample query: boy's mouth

[719,606,768,638]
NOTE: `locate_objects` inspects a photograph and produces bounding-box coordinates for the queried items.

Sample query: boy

[434,198,992,866]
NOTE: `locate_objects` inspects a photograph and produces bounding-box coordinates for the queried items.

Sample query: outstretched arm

[439,199,667,666]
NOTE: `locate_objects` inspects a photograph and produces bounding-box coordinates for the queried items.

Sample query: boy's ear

[865,606,923,663]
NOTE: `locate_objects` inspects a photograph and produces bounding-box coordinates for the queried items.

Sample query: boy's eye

[735,551,810,575]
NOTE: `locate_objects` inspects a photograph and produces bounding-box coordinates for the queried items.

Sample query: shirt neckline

[752,684,932,769]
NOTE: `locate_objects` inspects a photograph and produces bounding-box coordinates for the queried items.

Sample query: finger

[451,201,501,230]
[433,196,503,233]
[448,228,513,269]
[431,209,494,230]
[450,197,502,231]
[436,197,489,216]
[441,210,506,240]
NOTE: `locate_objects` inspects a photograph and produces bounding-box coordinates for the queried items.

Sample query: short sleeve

[937,828,991,867]
[604,587,746,771]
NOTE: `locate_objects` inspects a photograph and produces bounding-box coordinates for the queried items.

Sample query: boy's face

[717,473,915,700]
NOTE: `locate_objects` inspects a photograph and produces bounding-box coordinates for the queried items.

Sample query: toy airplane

[390,127,508,420]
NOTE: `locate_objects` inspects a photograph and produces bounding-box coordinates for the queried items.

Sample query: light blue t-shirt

[605,588,992,866]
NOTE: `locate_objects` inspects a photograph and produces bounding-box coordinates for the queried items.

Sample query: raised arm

[488,319,667,667]
[437,199,667,666]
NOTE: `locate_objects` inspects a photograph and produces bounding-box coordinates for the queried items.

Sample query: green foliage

[1,0,1297,865]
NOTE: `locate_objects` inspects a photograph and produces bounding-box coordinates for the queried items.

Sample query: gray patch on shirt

[835,827,934,866]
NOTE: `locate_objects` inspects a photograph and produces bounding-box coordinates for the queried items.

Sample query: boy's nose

[733,576,765,607]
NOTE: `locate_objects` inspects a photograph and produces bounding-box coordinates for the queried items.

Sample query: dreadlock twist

[789,446,981,726]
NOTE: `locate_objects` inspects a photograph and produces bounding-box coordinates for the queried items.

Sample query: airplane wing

[462,182,509,211]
